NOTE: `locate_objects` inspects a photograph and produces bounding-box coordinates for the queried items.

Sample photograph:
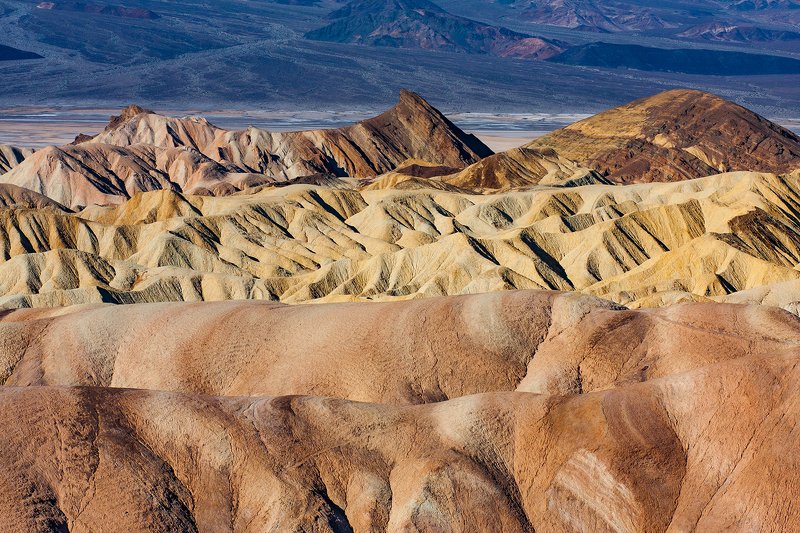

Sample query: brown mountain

[527,88,800,183]
[4,91,491,208]
[88,90,492,178]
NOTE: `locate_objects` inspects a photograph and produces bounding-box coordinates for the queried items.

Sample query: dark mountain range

[306,0,565,59]
[517,0,677,32]
[549,42,800,75]
[679,22,800,42]
[731,0,800,10]
[1,0,800,113]
[35,1,160,19]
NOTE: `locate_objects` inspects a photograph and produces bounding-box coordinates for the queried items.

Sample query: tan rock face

[92,90,491,179]
[2,92,491,209]
[0,293,799,531]
[0,143,281,209]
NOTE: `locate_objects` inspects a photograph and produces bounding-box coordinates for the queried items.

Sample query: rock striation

[3,91,490,208]
[0,144,34,174]
[1,89,800,531]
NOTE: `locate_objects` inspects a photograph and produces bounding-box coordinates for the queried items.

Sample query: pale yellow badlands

[0,170,796,311]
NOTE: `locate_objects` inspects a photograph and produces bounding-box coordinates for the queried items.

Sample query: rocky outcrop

[0,144,34,174]
[0,143,272,208]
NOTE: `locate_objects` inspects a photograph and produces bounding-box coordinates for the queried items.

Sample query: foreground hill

[0,171,797,310]
[3,291,799,399]
[0,291,799,530]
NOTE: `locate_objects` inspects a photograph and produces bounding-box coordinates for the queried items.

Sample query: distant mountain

[528,89,800,183]
[3,91,493,208]
[679,22,800,42]
[549,42,800,75]
[731,0,800,10]
[305,0,565,59]
[35,1,160,19]
[513,0,677,32]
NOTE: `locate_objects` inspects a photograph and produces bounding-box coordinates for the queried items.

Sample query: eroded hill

[0,171,796,310]
[1,291,799,530]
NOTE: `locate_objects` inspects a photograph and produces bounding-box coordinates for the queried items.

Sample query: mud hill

[1,292,800,530]
[0,171,796,310]
[2,91,491,208]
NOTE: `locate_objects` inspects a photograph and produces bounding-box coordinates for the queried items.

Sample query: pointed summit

[356,90,493,168]
[108,104,156,130]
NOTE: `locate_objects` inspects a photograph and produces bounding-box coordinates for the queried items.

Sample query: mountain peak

[358,90,493,164]
[396,89,439,116]
[529,88,800,183]
[108,104,155,130]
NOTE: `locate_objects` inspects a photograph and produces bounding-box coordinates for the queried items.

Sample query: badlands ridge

[0,89,798,310]
[0,89,799,531]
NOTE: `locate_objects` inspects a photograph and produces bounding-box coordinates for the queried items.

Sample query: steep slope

[529,88,800,183]
[305,0,564,59]
[0,184,67,210]
[4,92,492,208]
[438,146,603,190]
[0,143,270,208]
[0,144,34,174]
